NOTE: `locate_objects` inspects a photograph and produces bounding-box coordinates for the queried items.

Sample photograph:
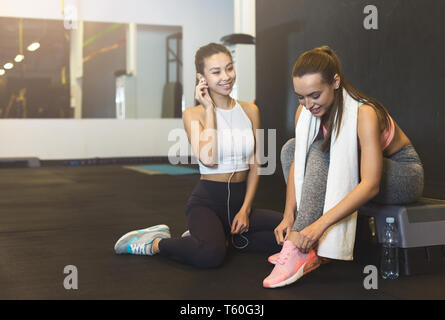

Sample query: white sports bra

[198,101,255,174]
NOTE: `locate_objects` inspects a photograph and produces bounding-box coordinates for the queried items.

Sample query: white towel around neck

[294,88,360,260]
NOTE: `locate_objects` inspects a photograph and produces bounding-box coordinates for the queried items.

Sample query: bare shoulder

[295,104,304,126]
[238,101,260,119]
[183,105,205,122]
[238,100,259,113]
[357,104,380,138]
[238,101,260,128]
[358,104,379,125]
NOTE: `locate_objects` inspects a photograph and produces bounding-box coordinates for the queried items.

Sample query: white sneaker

[181,230,191,238]
[114,224,171,255]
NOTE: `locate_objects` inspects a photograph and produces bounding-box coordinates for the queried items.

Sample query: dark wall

[256,0,445,198]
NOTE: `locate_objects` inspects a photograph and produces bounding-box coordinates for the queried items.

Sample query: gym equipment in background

[355,197,445,276]
[221,33,256,103]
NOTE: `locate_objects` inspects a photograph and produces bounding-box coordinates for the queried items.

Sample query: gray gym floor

[0,164,444,300]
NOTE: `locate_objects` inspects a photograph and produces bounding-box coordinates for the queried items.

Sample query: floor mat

[123,164,200,175]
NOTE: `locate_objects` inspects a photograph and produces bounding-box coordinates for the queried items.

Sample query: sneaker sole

[265,262,307,288]
[114,224,170,251]
[303,260,321,275]
[265,259,322,288]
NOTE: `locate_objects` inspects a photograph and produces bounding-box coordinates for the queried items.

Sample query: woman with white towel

[263,46,424,288]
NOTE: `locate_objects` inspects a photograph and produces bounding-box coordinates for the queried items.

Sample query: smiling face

[199,52,236,97]
[293,73,340,119]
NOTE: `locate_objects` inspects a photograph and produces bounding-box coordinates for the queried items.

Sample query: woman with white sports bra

[114,43,283,268]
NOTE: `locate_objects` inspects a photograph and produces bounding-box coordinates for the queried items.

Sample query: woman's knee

[281,139,295,165]
[281,138,295,159]
[192,243,226,268]
[281,138,295,183]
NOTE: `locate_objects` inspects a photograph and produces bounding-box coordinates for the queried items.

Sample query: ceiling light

[4,63,14,70]
[15,54,25,62]
[27,42,40,51]
[0,69,5,76]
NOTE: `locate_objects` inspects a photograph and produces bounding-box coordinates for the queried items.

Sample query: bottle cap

[386,217,395,223]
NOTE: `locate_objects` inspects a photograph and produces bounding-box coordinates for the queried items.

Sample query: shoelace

[130,242,147,255]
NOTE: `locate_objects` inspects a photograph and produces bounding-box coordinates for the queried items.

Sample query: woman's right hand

[195,78,214,110]
[274,215,294,245]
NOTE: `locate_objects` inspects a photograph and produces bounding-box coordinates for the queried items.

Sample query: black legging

[158,179,283,268]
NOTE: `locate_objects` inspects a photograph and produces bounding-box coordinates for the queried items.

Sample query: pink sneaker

[268,252,280,264]
[269,251,329,265]
[263,241,320,288]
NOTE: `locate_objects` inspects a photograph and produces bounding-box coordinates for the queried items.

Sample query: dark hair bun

[317,45,334,56]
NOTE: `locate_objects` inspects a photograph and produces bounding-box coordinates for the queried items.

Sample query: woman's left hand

[293,220,327,253]
[231,210,250,234]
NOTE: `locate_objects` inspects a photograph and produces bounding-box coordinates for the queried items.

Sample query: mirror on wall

[0,17,71,118]
[0,16,183,119]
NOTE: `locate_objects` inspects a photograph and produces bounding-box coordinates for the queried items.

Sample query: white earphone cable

[223,99,249,250]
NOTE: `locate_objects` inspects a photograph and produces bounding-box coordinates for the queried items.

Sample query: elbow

[360,180,380,199]
[203,162,217,168]
[200,158,216,167]
[198,150,216,167]
[369,184,380,198]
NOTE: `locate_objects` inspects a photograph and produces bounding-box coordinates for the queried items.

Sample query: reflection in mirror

[0,16,183,119]
[82,22,183,119]
[0,17,71,118]
[112,24,183,119]
[82,21,126,118]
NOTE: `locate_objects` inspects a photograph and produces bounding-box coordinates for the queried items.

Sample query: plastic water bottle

[380,217,400,280]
